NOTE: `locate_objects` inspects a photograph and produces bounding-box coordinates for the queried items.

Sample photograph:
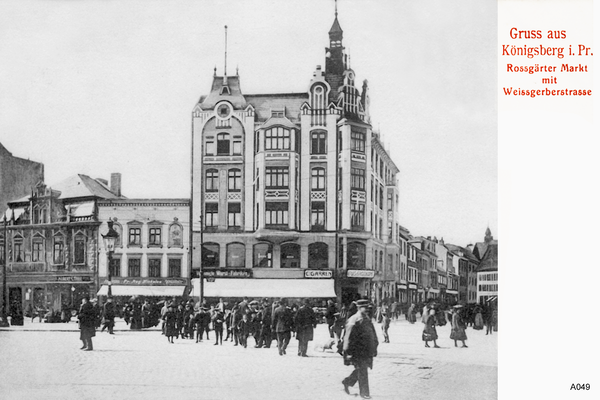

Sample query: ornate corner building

[191,11,401,305]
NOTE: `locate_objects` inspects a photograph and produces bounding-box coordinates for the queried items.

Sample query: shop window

[280,243,300,268]
[308,242,328,269]
[128,258,141,277]
[253,243,273,268]
[206,169,219,192]
[148,258,161,278]
[226,243,245,268]
[202,243,220,268]
[347,242,366,269]
[168,258,181,277]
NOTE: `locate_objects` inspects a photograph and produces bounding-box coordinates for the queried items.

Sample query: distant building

[0,142,44,211]
[474,228,498,304]
[96,199,190,299]
[2,174,122,316]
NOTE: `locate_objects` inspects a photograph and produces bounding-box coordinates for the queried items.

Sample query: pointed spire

[329,0,343,38]
[335,0,338,18]
[223,25,228,85]
[213,65,217,77]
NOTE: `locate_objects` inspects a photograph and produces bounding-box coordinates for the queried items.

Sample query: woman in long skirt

[164,305,177,344]
[474,306,484,330]
[450,306,468,348]
[422,309,439,348]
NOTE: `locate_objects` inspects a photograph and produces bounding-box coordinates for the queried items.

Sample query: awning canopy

[69,202,94,217]
[4,207,25,221]
[97,285,186,297]
[191,278,336,298]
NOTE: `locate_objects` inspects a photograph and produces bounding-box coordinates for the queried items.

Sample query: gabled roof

[245,93,308,122]
[198,76,247,110]
[7,174,120,204]
[477,243,498,272]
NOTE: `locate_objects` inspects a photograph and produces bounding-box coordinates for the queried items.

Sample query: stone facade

[0,142,44,211]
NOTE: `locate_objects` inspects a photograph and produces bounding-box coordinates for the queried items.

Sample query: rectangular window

[310,202,325,230]
[0,242,4,265]
[205,203,218,227]
[32,240,43,262]
[53,238,63,264]
[228,203,241,227]
[351,130,365,152]
[387,191,393,211]
[205,139,215,155]
[109,257,121,277]
[232,140,242,155]
[265,127,291,150]
[128,228,141,246]
[228,169,242,191]
[128,258,141,277]
[148,227,162,246]
[148,258,161,278]
[379,184,384,209]
[74,236,86,264]
[265,202,288,225]
[205,170,219,192]
[351,168,365,190]
[351,203,365,229]
[168,258,181,278]
[265,167,289,188]
[311,131,326,154]
[13,239,24,262]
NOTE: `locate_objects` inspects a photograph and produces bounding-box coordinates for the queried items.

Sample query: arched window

[253,243,273,268]
[308,242,328,269]
[217,133,231,155]
[206,169,219,192]
[226,242,245,268]
[203,242,220,268]
[168,222,183,248]
[228,169,242,192]
[280,243,300,268]
[311,168,326,190]
[347,242,366,270]
[312,85,325,110]
[311,131,327,154]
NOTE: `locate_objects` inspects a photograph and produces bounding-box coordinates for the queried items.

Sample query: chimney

[110,173,122,197]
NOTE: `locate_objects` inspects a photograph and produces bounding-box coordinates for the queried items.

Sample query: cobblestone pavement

[0,318,497,400]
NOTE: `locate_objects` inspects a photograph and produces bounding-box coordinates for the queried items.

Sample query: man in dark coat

[271,298,294,356]
[342,299,378,399]
[294,299,317,357]
[101,297,116,334]
[325,299,337,338]
[255,298,273,348]
[78,296,96,351]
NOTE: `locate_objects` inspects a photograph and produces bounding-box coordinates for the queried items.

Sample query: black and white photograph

[0,0,595,399]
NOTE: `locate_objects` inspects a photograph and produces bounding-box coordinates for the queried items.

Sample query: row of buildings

[0,9,497,316]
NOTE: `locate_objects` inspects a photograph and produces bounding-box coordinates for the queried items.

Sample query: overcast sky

[0,0,497,247]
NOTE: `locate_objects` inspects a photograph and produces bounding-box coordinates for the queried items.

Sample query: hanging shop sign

[346,270,375,279]
[56,276,92,282]
[304,270,333,279]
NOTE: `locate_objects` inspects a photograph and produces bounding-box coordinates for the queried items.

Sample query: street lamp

[199,215,204,305]
[102,220,119,297]
[0,214,9,327]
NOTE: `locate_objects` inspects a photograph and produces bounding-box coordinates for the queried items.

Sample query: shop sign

[202,269,253,279]
[304,270,333,279]
[108,278,186,286]
[347,270,375,279]
[56,276,92,282]
[408,283,417,289]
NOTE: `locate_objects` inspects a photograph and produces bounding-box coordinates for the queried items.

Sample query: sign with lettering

[304,270,333,279]
[106,278,187,286]
[202,269,252,279]
[56,276,92,282]
[346,270,375,279]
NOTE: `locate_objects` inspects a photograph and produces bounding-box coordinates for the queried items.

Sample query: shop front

[340,269,374,305]
[96,277,188,298]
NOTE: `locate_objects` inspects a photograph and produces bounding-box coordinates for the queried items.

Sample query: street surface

[0,317,497,400]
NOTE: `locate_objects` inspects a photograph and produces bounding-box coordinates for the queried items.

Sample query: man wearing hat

[342,299,378,399]
[271,298,294,355]
[255,298,273,348]
[101,296,116,334]
[78,295,96,351]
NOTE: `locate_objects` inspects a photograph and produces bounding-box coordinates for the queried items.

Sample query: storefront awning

[97,285,186,297]
[191,278,336,298]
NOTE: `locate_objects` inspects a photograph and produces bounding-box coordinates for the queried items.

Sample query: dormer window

[220,86,231,95]
[271,109,285,118]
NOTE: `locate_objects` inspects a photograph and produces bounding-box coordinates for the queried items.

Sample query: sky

[0,0,497,247]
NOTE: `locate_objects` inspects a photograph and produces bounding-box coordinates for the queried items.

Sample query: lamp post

[102,220,119,297]
[0,215,9,327]
[199,215,204,305]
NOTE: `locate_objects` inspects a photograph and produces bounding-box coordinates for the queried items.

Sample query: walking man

[342,299,378,399]
[101,296,116,334]
[272,298,294,356]
[78,296,96,351]
[294,299,317,357]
